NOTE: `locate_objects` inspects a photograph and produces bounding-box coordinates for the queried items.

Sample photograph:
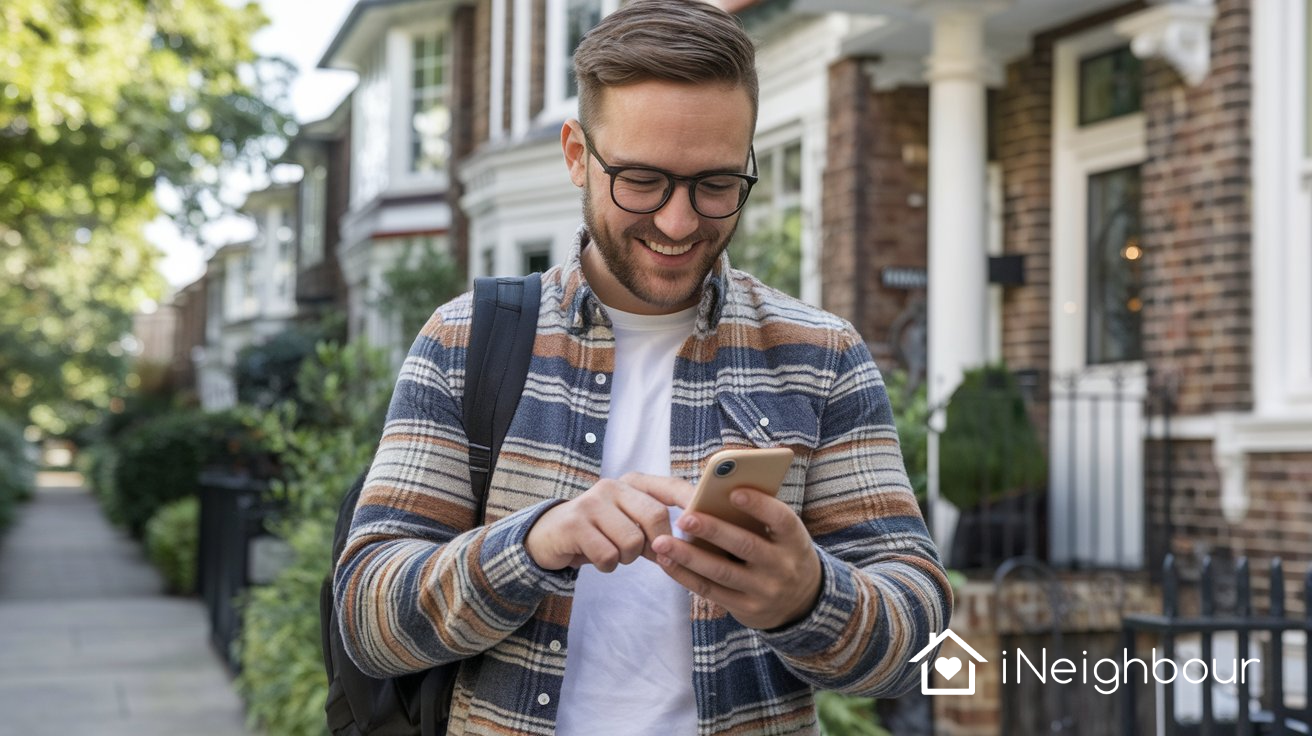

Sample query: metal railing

[938,367,1176,573]
[1122,555,1312,735]
[197,469,279,672]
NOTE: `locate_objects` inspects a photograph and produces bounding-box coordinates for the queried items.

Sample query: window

[734,141,803,297]
[563,0,602,100]
[543,0,616,120]
[352,43,390,205]
[521,241,552,275]
[1078,46,1143,126]
[411,31,451,173]
[1085,165,1143,364]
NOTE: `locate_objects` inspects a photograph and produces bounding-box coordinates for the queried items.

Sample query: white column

[924,3,996,550]
[511,0,532,137]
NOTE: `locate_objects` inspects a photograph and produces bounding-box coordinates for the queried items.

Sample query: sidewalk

[0,472,255,736]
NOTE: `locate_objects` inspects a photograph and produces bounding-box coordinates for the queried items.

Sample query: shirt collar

[558,224,730,335]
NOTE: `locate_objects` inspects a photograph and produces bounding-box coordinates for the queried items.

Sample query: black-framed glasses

[583,134,758,219]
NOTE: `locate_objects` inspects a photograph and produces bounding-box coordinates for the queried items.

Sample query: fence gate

[1122,555,1312,735]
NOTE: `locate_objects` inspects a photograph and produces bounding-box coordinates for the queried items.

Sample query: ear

[561,119,588,188]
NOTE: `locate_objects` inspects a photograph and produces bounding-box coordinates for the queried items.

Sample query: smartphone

[685,447,794,557]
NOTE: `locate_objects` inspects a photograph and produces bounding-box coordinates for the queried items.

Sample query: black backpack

[320,274,542,736]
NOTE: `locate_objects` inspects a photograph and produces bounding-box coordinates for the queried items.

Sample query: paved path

[0,473,255,736]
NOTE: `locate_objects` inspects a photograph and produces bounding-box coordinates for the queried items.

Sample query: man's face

[565,80,755,315]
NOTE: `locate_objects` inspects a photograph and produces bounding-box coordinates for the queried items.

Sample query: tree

[0,0,293,433]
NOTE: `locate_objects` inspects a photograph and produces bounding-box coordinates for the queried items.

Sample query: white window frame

[1253,0,1312,417]
[351,42,391,208]
[540,0,618,125]
[299,164,328,268]
[738,128,805,298]
[391,23,451,192]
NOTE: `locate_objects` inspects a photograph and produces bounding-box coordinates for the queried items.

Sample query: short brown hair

[573,0,758,129]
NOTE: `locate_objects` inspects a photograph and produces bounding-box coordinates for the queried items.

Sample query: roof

[910,629,987,664]
[318,0,449,71]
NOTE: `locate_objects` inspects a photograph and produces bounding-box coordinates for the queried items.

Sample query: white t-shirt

[555,304,699,735]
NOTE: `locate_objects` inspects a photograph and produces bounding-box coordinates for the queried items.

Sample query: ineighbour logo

[911,630,987,695]
[911,630,1263,697]
[1002,648,1261,696]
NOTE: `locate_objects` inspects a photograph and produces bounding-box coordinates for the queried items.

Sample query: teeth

[643,240,693,257]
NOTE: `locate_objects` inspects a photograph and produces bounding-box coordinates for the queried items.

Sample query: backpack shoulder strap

[463,273,541,517]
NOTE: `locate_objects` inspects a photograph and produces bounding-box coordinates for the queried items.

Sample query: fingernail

[679,515,699,532]
[653,537,670,554]
[657,555,673,567]
[731,491,748,506]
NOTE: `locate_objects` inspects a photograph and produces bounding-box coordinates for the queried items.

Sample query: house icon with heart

[911,629,987,695]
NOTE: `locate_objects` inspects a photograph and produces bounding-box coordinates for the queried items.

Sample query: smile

[642,239,695,257]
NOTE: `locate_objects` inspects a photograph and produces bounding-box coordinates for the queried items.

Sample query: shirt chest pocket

[716,392,820,511]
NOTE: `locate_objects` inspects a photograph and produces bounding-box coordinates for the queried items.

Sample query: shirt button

[595,374,607,386]
[585,432,597,444]
[759,416,770,427]
[538,693,551,706]
[549,640,562,652]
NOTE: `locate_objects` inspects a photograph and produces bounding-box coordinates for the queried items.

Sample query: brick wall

[1140,0,1253,416]
[864,86,929,367]
[821,59,929,370]
[472,0,490,145]
[449,4,477,269]
[531,0,546,120]
[1147,443,1312,612]
[996,46,1054,380]
[502,0,514,133]
[821,58,869,331]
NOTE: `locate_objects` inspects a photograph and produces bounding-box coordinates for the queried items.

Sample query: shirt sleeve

[756,325,953,698]
[332,297,575,678]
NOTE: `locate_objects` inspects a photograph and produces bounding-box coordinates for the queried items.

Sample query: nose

[651,182,702,243]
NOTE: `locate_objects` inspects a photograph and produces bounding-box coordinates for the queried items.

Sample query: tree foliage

[0,0,293,432]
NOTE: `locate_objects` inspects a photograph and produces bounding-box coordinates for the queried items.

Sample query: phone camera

[714,460,736,477]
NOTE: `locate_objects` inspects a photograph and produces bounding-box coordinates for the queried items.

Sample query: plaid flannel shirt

[335,228,952,735]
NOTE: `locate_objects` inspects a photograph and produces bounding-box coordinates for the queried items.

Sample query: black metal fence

[1121,554,1312,735]
[197,469,279,672]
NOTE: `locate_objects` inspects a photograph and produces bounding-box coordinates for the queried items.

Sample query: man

[335,1,952,733]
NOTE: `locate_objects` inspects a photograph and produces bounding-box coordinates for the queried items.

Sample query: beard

[581,185,738,313]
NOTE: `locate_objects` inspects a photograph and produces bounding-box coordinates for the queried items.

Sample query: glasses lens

[610,169,671,213]
[692,175,752,218]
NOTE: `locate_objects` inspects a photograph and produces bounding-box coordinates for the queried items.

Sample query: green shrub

[108,409,266,538]
[883,370,928,503]
[77,442,119,501]
[939,364,1046,509]
[145,497,200,595]
[237,339,392,735]
[0,415,36,532]
[817,691,891,736]
[237,517,334,736]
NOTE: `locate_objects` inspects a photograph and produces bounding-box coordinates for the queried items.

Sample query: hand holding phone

[685,447,793,556]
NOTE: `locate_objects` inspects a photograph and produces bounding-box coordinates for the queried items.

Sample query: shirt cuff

[477,499,578,604]
[756,545,858,657]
